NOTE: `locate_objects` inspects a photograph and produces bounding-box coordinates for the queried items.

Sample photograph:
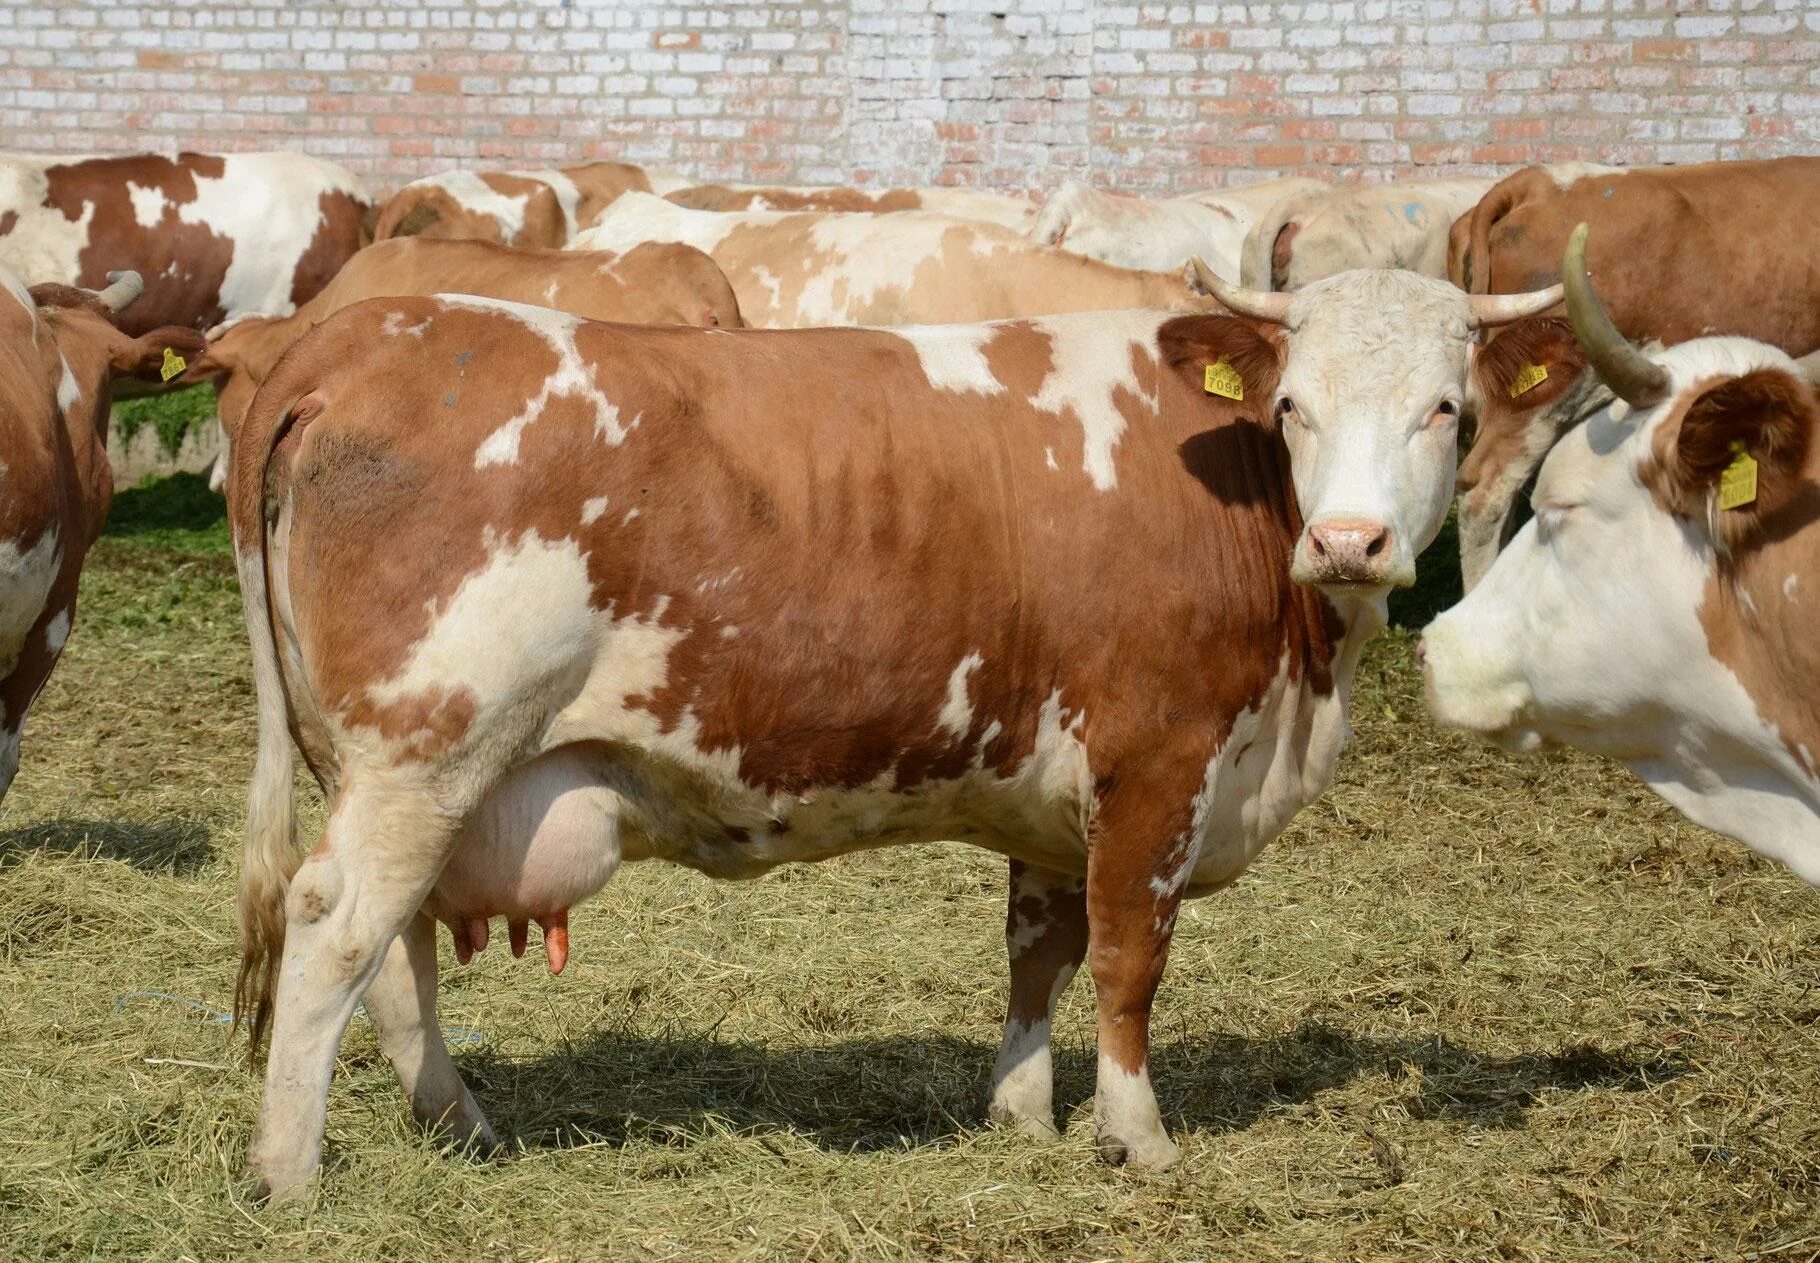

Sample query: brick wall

[1,0,1815,198]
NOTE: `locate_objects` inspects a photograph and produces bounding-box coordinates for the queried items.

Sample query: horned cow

[223,264,1559,1199]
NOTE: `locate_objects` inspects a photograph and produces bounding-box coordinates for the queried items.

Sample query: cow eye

[1430,400,1460,426]
[1276,397,1298,423]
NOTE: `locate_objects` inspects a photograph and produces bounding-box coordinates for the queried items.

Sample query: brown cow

[1448,159,1820,586]
[0,267,205,799]
[1447,158,1820,346]
[665,183,1036,230]
[371,162,687,247]
[186,237,743,468]
[0,152,371,335]
[225,266,1558,1198]
[575,192,1209,327]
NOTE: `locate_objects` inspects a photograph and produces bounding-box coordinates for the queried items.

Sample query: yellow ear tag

[1719,440,1758,511]
[160,346,187,383]
[1204,359,1244,401]
[1508,362,1549,397]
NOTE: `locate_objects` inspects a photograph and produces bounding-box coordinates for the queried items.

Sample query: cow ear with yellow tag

[1669,367,1818,523]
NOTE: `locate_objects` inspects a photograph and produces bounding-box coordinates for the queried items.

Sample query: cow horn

[1194,261,1294,324]
[1561,222,1668,409]
[96,269,144,314]
[1464,284,1564,328]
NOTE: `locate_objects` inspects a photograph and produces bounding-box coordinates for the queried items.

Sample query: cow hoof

[986,1101,1062,1143]
[1095,1127,1182,1171]
[244,1163,314,1207]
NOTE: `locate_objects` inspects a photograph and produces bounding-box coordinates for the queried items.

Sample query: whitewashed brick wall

[0,0,1815,196]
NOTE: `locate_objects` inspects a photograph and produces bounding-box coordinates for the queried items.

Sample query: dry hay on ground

[0,475,1814,1261]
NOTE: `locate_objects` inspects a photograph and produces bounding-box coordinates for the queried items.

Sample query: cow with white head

[1423,226,1820,885]
[1197,262,1565,606]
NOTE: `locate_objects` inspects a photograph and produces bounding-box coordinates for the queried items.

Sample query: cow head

[1456,317,1614,590]
[25,272,208,404]
[1423,225,1820,766]
[1193,260,1560,598]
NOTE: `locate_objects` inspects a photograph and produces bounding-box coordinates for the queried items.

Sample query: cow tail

[229,371,311,1061]
[1238,188,1319,291]
[1462,173,1529,295]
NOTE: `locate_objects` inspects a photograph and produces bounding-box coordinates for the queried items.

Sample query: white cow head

[1421,226,1820,880]
[1195,262,1561,599]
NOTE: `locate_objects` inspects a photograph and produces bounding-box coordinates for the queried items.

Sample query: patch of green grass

[0,474,1816,1261]
[103,472,230,555]
[112,384,217,456]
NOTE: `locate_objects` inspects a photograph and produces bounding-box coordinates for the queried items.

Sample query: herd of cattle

[0,148,1817,1199]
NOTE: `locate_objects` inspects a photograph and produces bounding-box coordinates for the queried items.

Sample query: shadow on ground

[0,816,216,875]
[460,1021,1686,1155]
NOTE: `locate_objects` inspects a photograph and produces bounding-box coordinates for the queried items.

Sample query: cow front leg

[1085,796,1196,1170]
[361,910,496,1151]
[987,859,1086,1140]
[247,782,461,1201]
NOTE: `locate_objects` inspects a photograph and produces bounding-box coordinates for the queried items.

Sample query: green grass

[0,476,1814,1260]
[112,384,218,456]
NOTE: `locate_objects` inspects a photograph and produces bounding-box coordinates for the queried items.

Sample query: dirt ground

[0,475,1814,1261]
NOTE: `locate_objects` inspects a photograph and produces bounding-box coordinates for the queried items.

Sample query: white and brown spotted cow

[0,267,205,798]
[666,183,1037,230]
[573,191,1212,327]
[1030,177,1326,280]
[0,152,371,336]
[1425,226,1820,885]
[371,162,689,248]
[226,263,1558,1198]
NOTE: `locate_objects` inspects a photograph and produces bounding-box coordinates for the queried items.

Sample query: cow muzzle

[1418,616,1538,749]
[1292,516,1408,588]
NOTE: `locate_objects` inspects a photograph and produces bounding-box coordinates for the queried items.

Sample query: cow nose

[1415,637,1428,670]
[1306,518,1395,583]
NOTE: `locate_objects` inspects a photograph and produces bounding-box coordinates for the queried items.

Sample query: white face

[1275,270,1473,594]
[1421,337,1801,756]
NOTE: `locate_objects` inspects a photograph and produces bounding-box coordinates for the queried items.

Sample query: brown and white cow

[1446,159,1820,587]
[573,191,1210,327]
[225,264,1558,1198]
[0,152,371,335]
[1239,177,1497,292]
[1424,226,1820,886]
[665,183,1036,230]
[186,237,743,473]
[0,267,205,799]
[1446,158,1820,340]
[1030,177,1326,280]
[370,162,689,248]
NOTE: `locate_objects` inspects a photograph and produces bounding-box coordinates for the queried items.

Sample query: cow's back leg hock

[247,777,463,1200]
[987,859,1087,1140]
[1085,783,1195,1170]
[362,909,495,1151]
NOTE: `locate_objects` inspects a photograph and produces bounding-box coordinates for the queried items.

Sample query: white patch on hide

[434,294,635,467]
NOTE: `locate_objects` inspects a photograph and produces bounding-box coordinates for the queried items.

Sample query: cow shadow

[459,1021,1684,1155]
[0,815,216,875]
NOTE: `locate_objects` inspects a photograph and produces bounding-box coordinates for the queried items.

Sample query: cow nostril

[1365,530,1389,559]
[1415,639,1428,669]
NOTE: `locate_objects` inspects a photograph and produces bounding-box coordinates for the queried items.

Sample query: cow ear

[112,327,209,384]
[1668,367,1816,515]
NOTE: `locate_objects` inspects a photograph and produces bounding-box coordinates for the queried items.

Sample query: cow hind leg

[246,780,463,1201]
[362,910,496,1152]
[987,860,1086,1140]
